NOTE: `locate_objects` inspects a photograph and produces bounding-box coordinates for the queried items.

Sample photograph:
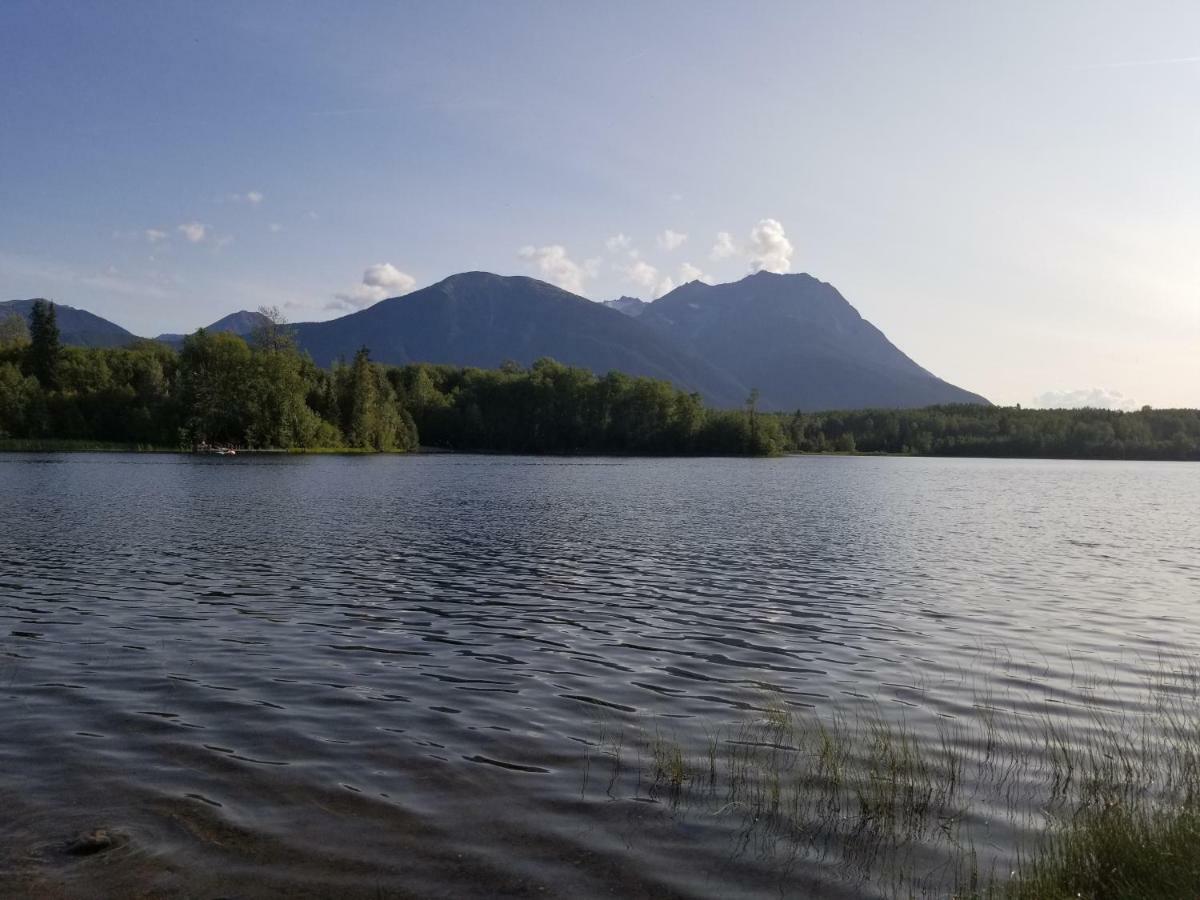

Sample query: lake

[1,453,1198,898]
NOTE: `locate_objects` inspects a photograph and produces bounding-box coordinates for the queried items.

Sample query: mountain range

[0,298,138,348]
[3,272,988,410]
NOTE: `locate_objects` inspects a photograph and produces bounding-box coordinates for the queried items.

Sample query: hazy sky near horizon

[2,1,1199,408]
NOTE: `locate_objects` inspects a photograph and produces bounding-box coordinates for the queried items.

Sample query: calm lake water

[1,453,1198,898]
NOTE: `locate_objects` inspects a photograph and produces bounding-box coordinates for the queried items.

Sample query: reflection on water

[0,454,1197,897]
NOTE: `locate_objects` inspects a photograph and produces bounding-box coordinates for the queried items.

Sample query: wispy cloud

[616,257,690,298]
[1031,388,1138,410]
[517,244,595,295]
[705,220,795,273]
[225,190,265,205]
[0,251,175,301]
[710,231,737,261]
[656,229,687,252]
[178,222,209,243]
[622,258,659,290]
[330,263,417,310]
[604,233,631,253]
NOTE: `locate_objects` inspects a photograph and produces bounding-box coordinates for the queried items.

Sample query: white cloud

[269,223,283,233]
[178,222,208,243]
[678,261,713,284]
[517,244,593,295]
[657,229,688,252]
[605,233,632,253]
[331,262,417,310]
[144,228,167,244]
[1031,388,1138,410]
[227,190,264,205]
[363,262,415,293]
[710,231,737,260]
[618,259,711,295]
[623,259,659,290]
[747,218,793,273]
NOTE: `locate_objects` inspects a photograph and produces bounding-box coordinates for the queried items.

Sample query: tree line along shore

[1,302,1198,459]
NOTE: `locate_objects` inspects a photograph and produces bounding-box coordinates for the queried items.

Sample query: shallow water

[1,453,1197,897]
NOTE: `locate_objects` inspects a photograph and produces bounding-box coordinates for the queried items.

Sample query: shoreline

[0,440,1197,463]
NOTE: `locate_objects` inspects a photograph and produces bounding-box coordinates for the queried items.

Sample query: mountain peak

[155,309,270,344]
[0,298,137,348]
[638,273,987,410]
[8,270,988,412]
[602,296,650,318]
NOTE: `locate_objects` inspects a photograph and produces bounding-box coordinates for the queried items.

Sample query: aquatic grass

[650,724,693,790]
[580,661,1200,898]
[1000,804,1200,900]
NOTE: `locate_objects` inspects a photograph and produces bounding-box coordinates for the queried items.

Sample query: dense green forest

[782,405,1200,460]
[1,302,1198,459]
[0,301,780,455]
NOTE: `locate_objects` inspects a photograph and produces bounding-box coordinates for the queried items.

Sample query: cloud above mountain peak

[517,244,596,295]
[747,219,793,274]
[330,262,417,310]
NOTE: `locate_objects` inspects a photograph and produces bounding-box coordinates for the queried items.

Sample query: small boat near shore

[194,443,237,456]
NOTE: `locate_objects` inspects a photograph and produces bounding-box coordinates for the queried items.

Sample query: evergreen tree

[28,300,61,389]
[348,347,379,448]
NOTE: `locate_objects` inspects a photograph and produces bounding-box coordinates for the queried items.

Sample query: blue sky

[2,1,1199,407]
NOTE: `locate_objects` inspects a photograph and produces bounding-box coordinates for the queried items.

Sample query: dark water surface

[1,454,1197,898]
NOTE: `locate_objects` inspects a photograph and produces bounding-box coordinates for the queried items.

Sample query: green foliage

[27,299,62,389]
[781,404,1200,460]
[0,362,40,438]
[0,326,420,453]
[178,329,254,444]
[0,313,30,351]
[337,348,417,451]
[249,305,297,354]
[396,358,780,455]
[4,332,1195,460]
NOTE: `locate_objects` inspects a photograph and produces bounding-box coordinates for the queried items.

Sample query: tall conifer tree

[28,300,61,389]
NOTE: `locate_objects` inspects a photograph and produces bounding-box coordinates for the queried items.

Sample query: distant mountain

[292,272,747,406]
[602,296,649,318]
[636,272,988,411]
[0,298,137,348]
[5,271,989,411]
[156,309,270,345]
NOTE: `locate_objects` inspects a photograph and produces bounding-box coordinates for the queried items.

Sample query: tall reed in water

[581,664,1200,897]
